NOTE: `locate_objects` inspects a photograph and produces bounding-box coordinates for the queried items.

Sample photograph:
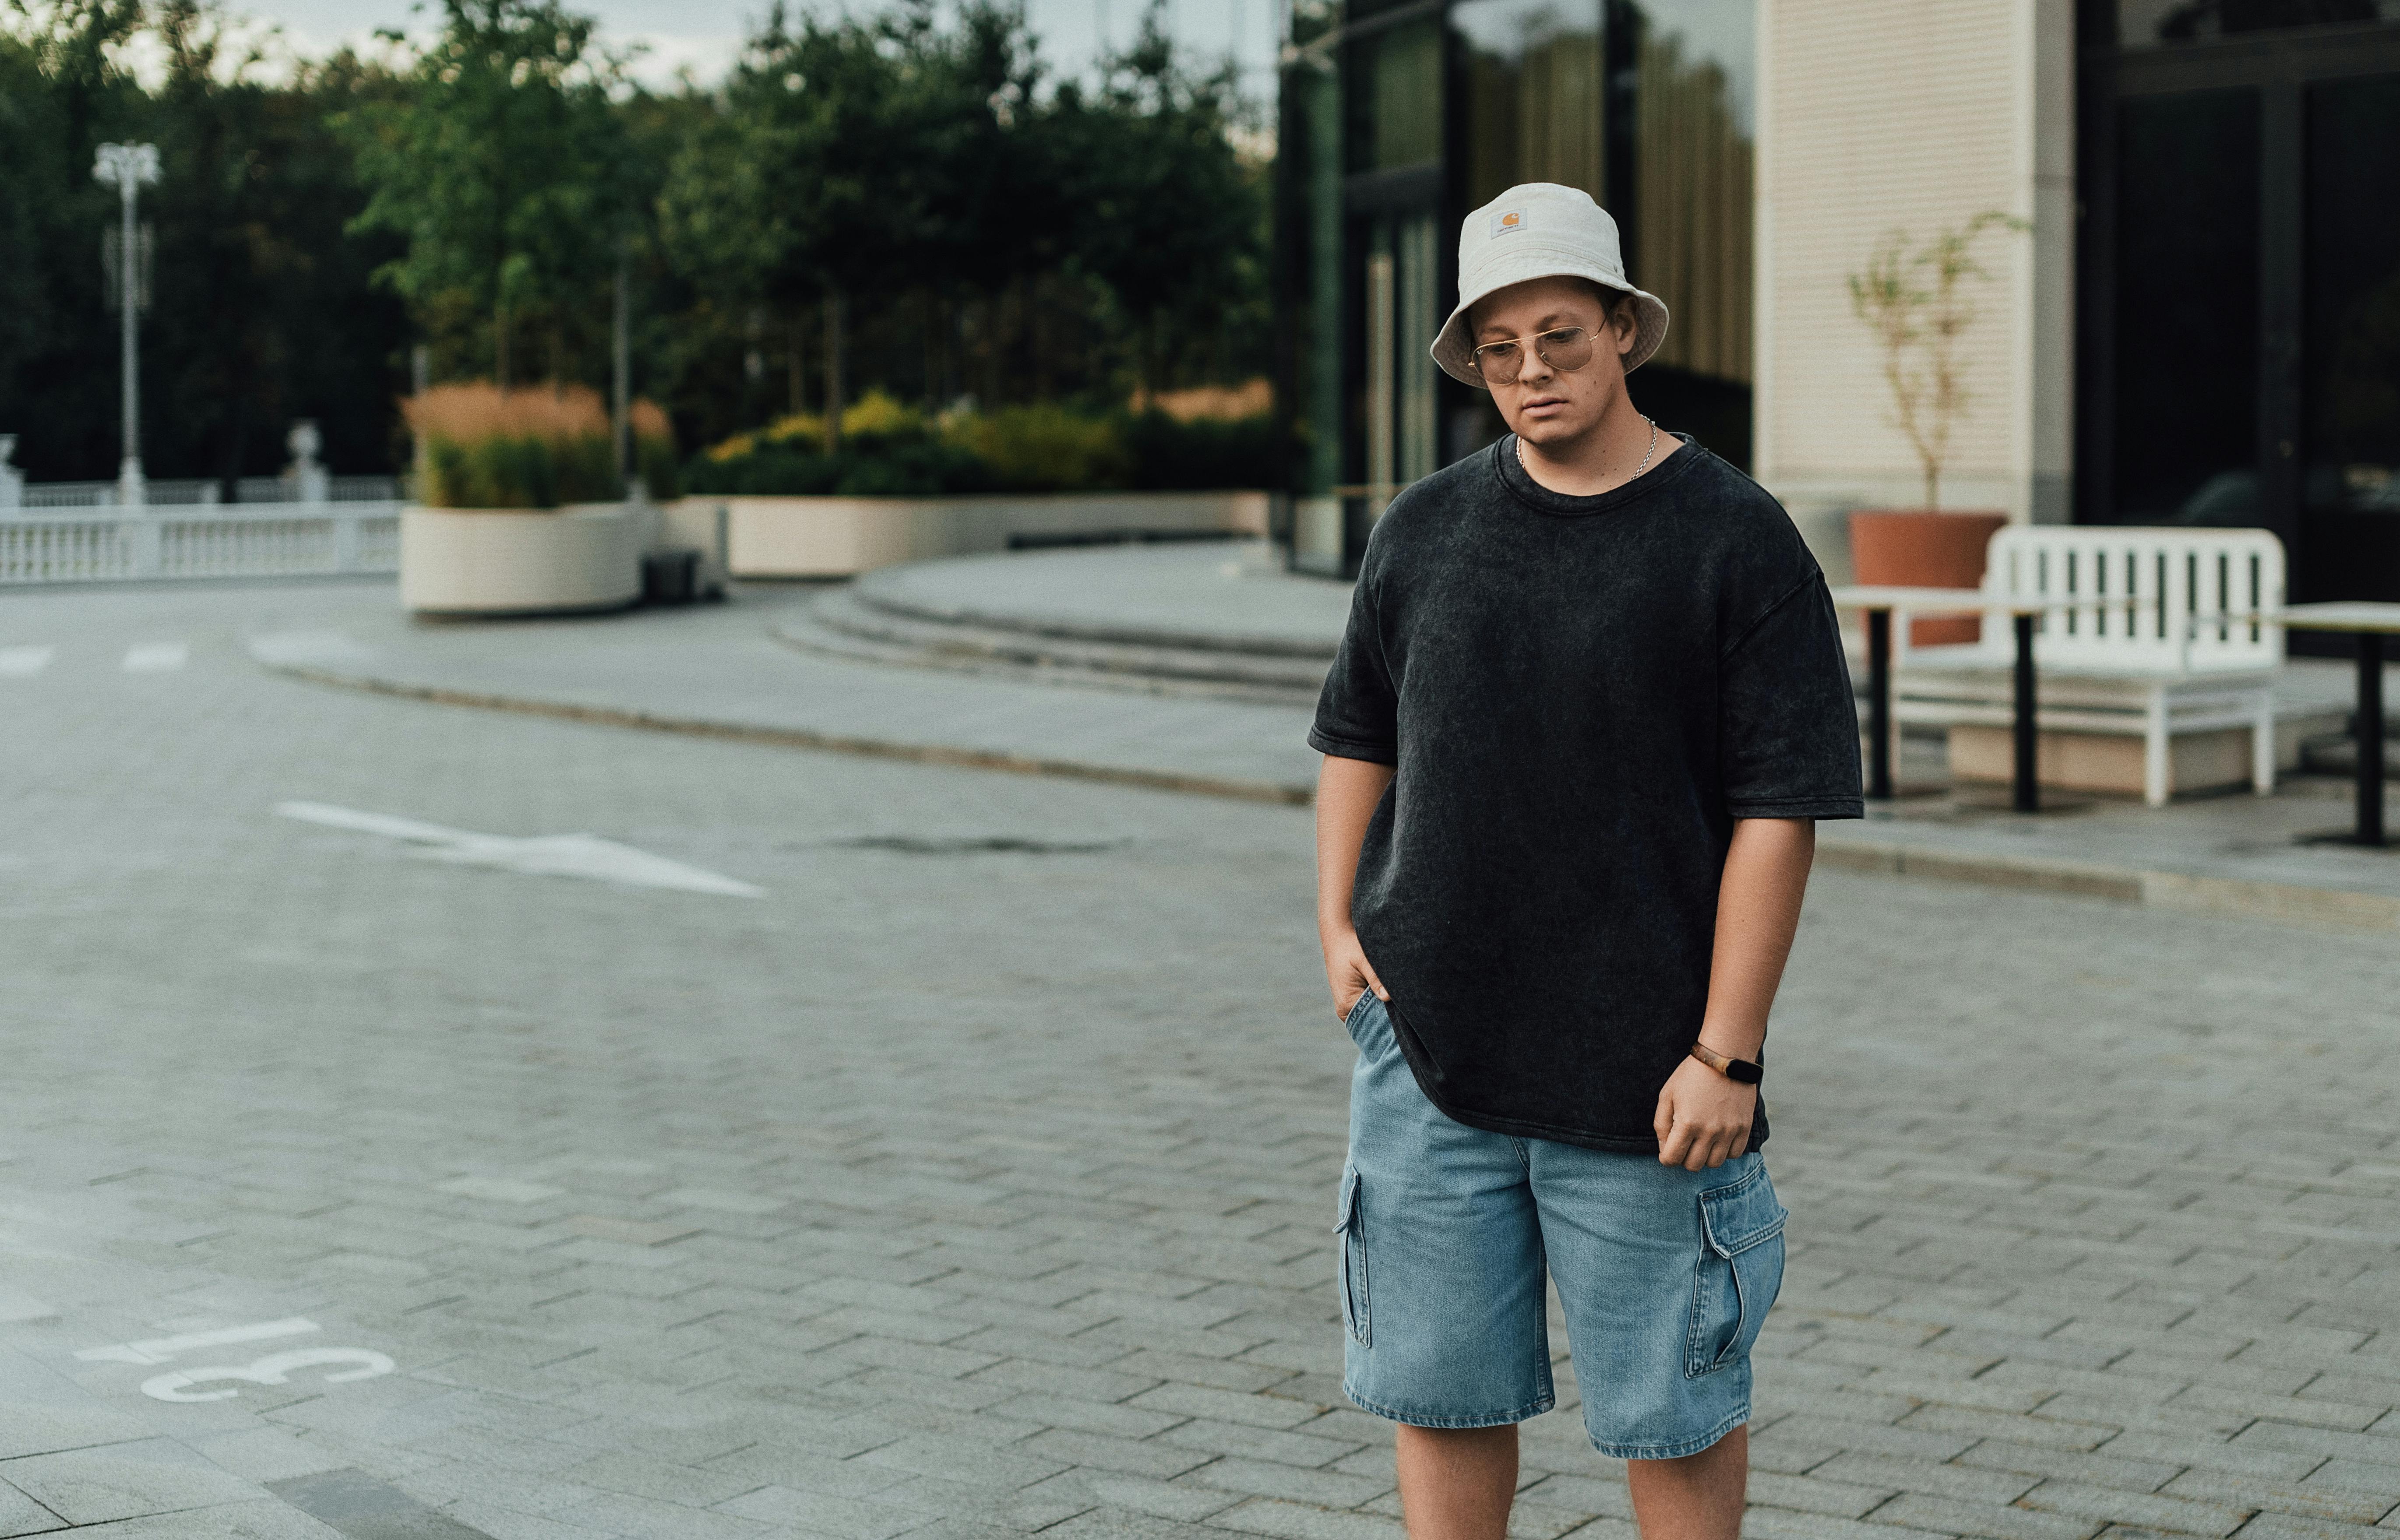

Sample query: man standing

[1311,183,1862,1540]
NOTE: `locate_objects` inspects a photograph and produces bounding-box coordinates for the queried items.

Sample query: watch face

[1727,1059,1764,1085]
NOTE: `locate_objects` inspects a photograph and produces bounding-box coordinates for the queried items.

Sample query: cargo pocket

[1334,1167,1370,1346]
[1686,1166,1786,1378]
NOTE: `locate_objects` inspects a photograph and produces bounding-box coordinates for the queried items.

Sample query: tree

[663,4,913,449]
[1049,7,1264,395]
[142,3,412,485]
[0,0,412,484]
[659,1,1066,444]
[0,0,148,479]
[341,0,629,387]
[1847,211,2030,510]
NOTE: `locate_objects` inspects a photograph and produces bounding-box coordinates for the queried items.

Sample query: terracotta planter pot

[1847,510,2008,645]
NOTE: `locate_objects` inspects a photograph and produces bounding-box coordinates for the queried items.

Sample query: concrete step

[774,586,1329,705]
[853,561,1343,660]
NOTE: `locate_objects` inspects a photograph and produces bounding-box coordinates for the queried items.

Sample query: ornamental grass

[404,384,675,508]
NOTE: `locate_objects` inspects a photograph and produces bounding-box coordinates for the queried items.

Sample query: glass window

[1632,0,1754,386]
[1350,19,1444,172]
[1398,214,1439,483]
[2106,0,2400,47]
[2109,89,2261,522]
[1454,0,1606,209]
[1445,0,1755,463]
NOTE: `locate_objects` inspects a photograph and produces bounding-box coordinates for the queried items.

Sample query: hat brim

[1431,264,1670,388]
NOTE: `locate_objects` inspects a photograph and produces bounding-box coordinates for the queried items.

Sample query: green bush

[1121,411,1296,492]
[635,433,681,501]
[683,439,991,497]
[947,405,1133,492]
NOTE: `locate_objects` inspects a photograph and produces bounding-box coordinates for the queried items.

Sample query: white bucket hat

[1431,183,1670,388]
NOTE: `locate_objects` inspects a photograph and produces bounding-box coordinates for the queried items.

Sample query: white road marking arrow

[275,802,765,898]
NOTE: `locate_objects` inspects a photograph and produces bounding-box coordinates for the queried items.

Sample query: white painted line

[274,801,766,898]
[0,646,53,678]
[121,642,188,673]
[77,1316,319,1366]
[247,631,374,668]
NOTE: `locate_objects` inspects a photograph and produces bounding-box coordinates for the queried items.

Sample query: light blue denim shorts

[1336,992,1786,1460]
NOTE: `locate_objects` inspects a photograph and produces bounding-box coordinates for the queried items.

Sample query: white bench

[1889,527,2285,807]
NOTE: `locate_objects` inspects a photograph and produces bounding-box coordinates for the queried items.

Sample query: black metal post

[1867,608,1892,800]
[2358,631,2385,847]
[2012,613,2039,814]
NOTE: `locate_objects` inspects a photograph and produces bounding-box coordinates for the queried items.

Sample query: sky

[250,0,1285,102]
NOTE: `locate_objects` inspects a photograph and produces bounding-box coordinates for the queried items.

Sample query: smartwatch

[1688,1041,1765,1085]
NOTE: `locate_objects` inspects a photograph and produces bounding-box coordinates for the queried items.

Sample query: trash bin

[641,547,701,606]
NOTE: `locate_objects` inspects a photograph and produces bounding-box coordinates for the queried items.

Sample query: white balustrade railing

[21,481,124,509]
[0,500,402,584]
[231,475,403,504]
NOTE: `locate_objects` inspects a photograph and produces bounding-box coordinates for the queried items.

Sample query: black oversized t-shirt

[1309,434,1863,1153]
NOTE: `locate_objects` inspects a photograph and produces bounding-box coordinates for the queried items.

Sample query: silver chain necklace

[1517,415,1658,484]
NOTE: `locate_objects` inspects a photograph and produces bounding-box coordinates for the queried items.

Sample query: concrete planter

[1949,710,2341,801]
[685,490,1273,579]
[400,502,643,615]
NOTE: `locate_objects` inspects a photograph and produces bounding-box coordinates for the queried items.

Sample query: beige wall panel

[1758,0,2051,518]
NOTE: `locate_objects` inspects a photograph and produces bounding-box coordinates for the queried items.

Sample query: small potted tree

[1846,212,2026,645]
[399,384,673,614]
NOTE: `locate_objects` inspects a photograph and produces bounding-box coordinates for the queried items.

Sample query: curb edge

[264,663,1315,808]
[259,659,2400,929]
[1817,837,2400,930]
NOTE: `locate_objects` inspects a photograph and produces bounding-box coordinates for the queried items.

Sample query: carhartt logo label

[1491,210,1526,236]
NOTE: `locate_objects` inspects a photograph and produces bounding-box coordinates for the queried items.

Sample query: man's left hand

[1653,1055,1757,1170]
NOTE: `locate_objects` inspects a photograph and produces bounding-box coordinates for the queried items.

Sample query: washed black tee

[1309,434,1863,1154]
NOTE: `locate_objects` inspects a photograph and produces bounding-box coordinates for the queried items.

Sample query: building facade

[1276,0,1760,571]
[1277,0,2400,607]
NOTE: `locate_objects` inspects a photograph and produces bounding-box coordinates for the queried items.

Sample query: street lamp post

[92,142,160,507]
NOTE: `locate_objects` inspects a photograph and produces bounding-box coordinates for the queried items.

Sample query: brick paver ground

[2,580,2396,1540]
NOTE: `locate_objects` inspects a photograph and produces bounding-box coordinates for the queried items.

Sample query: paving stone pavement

[2,579,2397,1540]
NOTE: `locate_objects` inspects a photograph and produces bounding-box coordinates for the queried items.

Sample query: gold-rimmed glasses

[1468,326,1596,386]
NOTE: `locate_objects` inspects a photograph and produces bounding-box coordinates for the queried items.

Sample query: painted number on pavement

[74,1317,397,1403]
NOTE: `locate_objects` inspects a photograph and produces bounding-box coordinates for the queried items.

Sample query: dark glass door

[2078,21,2400,612]
[2108,90,2263,523]
[2298,72,2400,599]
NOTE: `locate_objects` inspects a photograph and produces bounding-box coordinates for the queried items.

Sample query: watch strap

[1688,1041,1765,1085]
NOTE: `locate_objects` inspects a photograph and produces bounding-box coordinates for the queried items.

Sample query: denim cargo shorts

[1335,991,1786,1459]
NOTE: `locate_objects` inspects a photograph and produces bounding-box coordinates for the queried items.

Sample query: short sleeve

[1718,575,1864,819]
[1309,574,1399,764]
